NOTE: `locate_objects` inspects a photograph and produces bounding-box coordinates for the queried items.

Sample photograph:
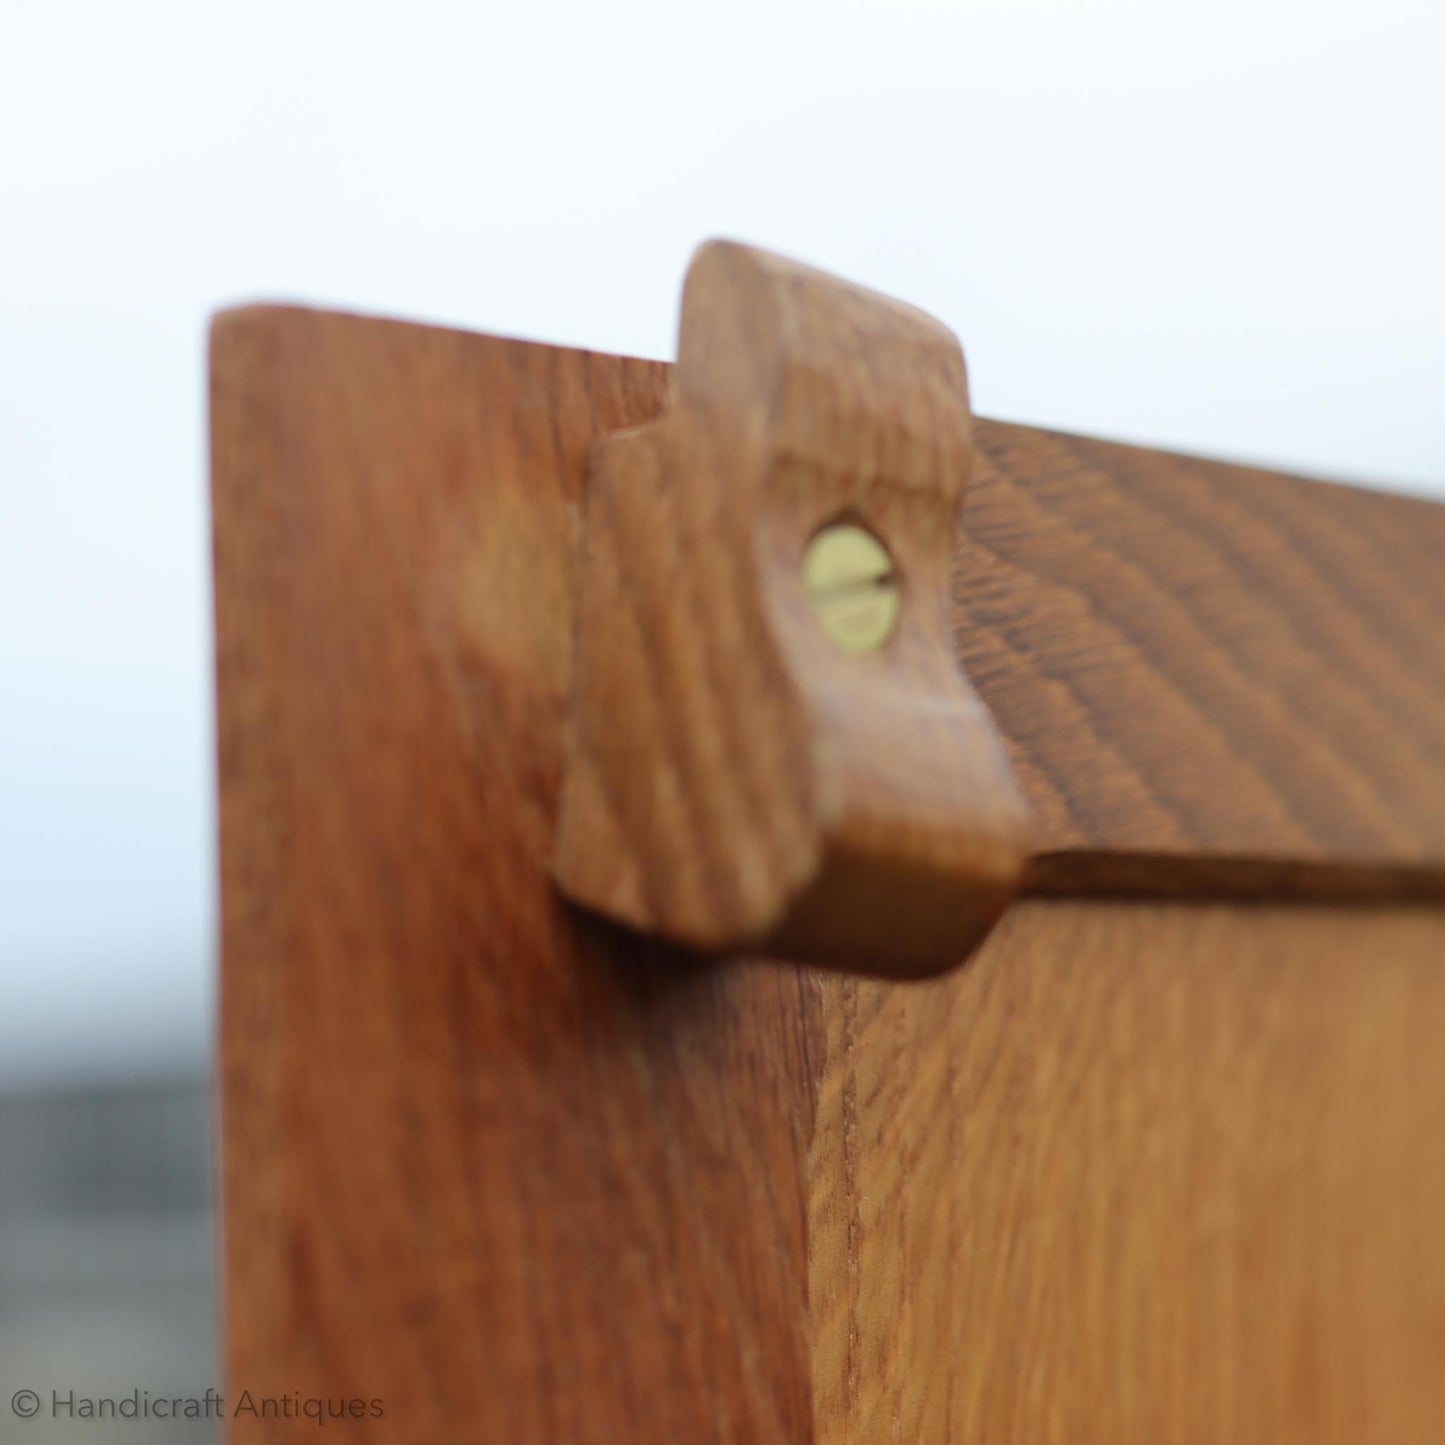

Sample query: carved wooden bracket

[554,242,1033,976]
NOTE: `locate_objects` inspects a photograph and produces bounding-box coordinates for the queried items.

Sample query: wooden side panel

[811,900,1445,1445]
[212,308,818,1443]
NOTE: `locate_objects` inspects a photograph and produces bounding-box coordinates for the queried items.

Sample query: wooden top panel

[959,421,1445,895]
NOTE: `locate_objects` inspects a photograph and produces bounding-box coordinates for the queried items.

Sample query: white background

[2,0,1442,1082]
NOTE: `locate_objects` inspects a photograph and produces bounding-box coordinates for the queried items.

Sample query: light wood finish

[212,308,817,1442]
[557,242,1031,976]
[810,900,1445,1445]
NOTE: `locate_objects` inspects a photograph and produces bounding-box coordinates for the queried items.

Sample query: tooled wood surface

[957,423,1445,896]
[213,308,818,1442]
[809,901,1445,1445]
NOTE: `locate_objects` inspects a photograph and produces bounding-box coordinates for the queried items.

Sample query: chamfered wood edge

[1027,849,1445,901]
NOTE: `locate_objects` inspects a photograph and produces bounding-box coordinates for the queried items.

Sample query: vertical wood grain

[213,308,819,1442]
[809,900,1445,1444]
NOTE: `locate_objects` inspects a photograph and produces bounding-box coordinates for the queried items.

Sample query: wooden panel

[214,306,1445,1444]
[810,900,1445,1445]
[958,424,1445,897]
[212,307,817,1442]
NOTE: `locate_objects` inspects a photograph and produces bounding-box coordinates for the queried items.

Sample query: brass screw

[803,521,900,653]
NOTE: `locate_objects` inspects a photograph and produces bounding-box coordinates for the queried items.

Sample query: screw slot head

[803,521,900,653]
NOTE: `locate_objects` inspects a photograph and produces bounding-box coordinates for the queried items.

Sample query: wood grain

[957,422,1445,897]
[214,293,1445,1445]
[557,242,1031,976]
[809,900,1445,1445]
[215,299,1445,927]
[212,307,818,1442]
[557,240,1445,970]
